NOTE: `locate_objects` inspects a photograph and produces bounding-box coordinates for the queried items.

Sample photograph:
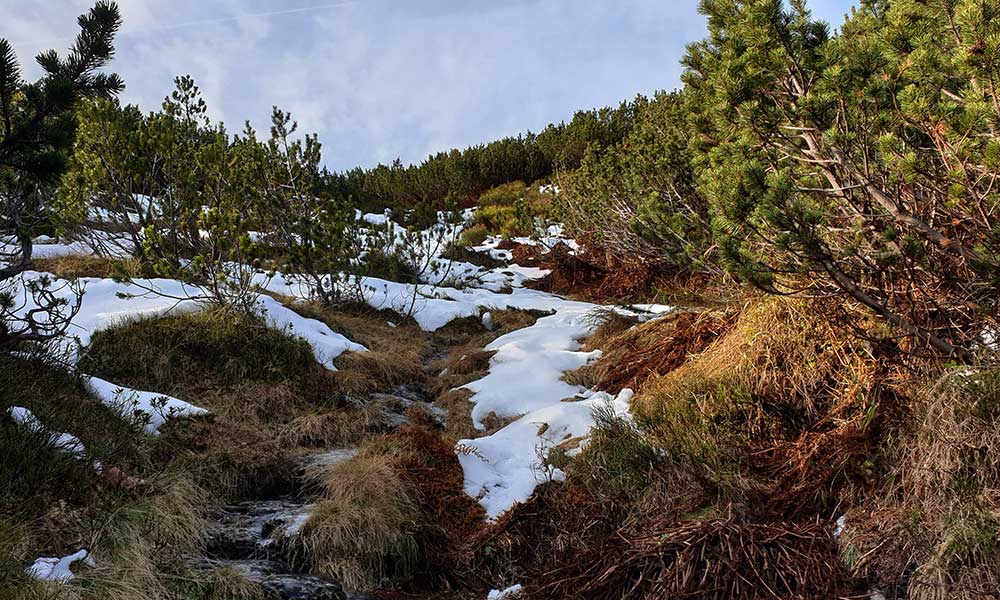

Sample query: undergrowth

[481,295,888,598]
[842,368,1000,599]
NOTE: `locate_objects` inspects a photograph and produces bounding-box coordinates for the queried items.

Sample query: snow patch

[255,295,367,370]
[487,583,524,599]
[27,549,95,582]
[86,376,207,434]
[458,389,633,520]
[8,407,88,461]
[462,305,600,429]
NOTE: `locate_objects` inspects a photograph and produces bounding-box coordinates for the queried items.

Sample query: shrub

[360,247,418,283]
[556,90,712,270]
[0,2,124,353]
[473,201,534,239]
[459,223,489,248]
[685,0,1000,362]
[477,181,526,207]
[66,78,267,312]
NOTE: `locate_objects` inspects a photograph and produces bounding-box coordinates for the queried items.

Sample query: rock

[301,448,359,472]
[370,390,447,430]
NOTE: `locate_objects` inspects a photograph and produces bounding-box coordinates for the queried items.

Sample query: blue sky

[3,1,857,171]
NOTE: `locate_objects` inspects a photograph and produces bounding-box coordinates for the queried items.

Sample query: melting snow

[8,407,88,460]
[256,295,367,370]
[27,549,95,582]
[458,389,633,520]
[86,376,207,435]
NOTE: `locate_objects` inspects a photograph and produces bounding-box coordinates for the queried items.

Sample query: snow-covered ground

[459,389,634,520]
[86,376,208,435]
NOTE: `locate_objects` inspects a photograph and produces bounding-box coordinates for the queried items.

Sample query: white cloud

[1,0,858,170]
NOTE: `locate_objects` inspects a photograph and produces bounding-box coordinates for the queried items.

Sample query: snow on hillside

[6,208,668,524]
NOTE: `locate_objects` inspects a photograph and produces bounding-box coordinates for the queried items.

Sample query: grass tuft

[302,452,421,591]
[569,402,662,499]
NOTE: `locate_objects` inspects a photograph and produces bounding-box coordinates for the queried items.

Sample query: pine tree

[0,1,122,351]
[558,91,713,271]
[685,0,999,362]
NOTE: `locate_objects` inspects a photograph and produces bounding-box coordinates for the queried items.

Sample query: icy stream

[192,452,363,600]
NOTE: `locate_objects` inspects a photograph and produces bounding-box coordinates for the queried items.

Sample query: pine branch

[0,39,20,138]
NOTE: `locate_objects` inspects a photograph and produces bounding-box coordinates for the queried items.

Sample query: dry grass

[5,277,552,596]
[302,423,488,593]
[276,400,389,448]
[302,451,421,591]
[569,308,735,396]
[286,300,439,402]
[26,472,215,600]
[612,295,890,519]
[470,296,883,600]
[78,308,370,497]
[842,368,1000,599]
[580,308,638,351]
[434,388,480,439]
[636,298,850,420]
[531,515,859,600]
[368,425,488,588]
[31,255,137,279]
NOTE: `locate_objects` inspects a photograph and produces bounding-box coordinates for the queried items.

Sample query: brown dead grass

[292,302,429,395]
[841,369,1000,600]
[80,307,401,498]
[573,309,736,396]
[524,243,727,305]
[636,298,849,417]
[580,309,638,351]
[626,296,891,515]
[530,514,859,600]
[31,255,137,279]
[510,243,542,265]
[433,388,480,440]
[465,474,857,600]
[303,451,421,591]
[465,482,623,592]
[372,425,488,589]
[304,424,487,593]
[276,400,390,448]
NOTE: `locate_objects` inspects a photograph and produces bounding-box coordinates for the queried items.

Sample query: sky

[2,1,857,171]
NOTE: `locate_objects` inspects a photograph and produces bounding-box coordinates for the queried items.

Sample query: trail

[9,219,671,595]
